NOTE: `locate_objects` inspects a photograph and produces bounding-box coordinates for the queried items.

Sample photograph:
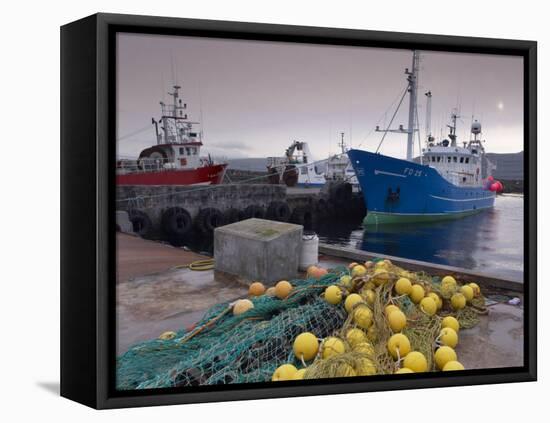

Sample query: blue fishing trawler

[349,51,498,225]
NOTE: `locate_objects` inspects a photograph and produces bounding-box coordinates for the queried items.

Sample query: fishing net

[117,272,347,390]
[304,260,487,376]
[116,260,487,389]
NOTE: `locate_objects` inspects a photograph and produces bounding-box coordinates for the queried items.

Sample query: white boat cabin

[267,140,326,186]
[421,120,494,188]
[423,145,482,187]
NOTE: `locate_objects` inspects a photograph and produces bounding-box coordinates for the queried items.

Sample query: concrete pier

[115,182,364,242]
[116,234,523,370]
[319,243,523,292]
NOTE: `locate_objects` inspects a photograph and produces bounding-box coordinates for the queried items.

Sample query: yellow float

[344,293,363,314]
[387,333,411,360]
[272,364,298,381]
[395,277,412,295]
[324,285,343,305]
[322,337,346,359]
[293,332,319,361]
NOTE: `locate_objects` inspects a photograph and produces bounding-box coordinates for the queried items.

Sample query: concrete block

[214,218,303,284]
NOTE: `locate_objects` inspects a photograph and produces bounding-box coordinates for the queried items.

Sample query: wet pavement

[457,303,524,369]
[117,266,248,354]
[116,233,208,283]
[116,233,249,354]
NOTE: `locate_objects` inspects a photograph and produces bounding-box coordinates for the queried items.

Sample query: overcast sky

[116,33,523,161]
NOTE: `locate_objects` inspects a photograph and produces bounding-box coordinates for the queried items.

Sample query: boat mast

[374,50,420,161]
[339,132,346,154]
[424,91,434,146]
[447,111,459,147]
[405,51,420,160]
[159,85,190,144]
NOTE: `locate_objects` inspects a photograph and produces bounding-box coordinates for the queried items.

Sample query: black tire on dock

[161,207,192,238]
[330,182,353,206]
[290,206,316,231]
[266,201,291,222]
[351,195,367,217]
[195,208,226,235]
[329,199,348,218]
[315,198,332,219]
[224,208,241,224]
[241,205,266,220]
[128,209,153,237]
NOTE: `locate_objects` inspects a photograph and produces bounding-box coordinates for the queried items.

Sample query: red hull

[116,163,227,186]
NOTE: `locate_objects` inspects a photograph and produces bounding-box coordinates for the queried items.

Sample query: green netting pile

[117,272,347,390]
[117,259,487,389]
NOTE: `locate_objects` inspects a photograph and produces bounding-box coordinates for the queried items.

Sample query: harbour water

[316,194,524,282]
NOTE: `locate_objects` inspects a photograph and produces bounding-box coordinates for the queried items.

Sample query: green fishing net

[117,272,346,389]
[116,261,487,389]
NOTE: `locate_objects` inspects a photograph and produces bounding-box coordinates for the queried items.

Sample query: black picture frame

[60,12,537,409]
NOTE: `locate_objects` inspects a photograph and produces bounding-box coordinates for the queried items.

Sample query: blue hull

[347,149,495,224]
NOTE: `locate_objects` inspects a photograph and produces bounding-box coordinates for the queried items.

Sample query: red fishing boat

[117,85,227,186]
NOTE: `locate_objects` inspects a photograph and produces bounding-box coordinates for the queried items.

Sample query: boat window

[431,156,435,162]
[465,157,470,163]
[453,157,458,163]
[460,157,464,163]
[437,156,441,162]
[301,166,307,175]
[447,156,451,163]
[179,147,184,154]
[186,147,191,155]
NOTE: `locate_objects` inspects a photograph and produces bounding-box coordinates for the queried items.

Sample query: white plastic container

[299,233,319,271]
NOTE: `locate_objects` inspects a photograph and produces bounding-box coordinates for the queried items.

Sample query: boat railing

[116,158,168,173]
[116,156,223,174]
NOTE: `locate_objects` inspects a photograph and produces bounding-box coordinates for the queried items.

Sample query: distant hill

[486,151,524,181]
[227,157,329,172]
[229,151,524,181]
[226,158,268,172]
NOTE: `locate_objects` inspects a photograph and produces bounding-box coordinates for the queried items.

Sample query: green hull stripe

[363,208,490,225]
